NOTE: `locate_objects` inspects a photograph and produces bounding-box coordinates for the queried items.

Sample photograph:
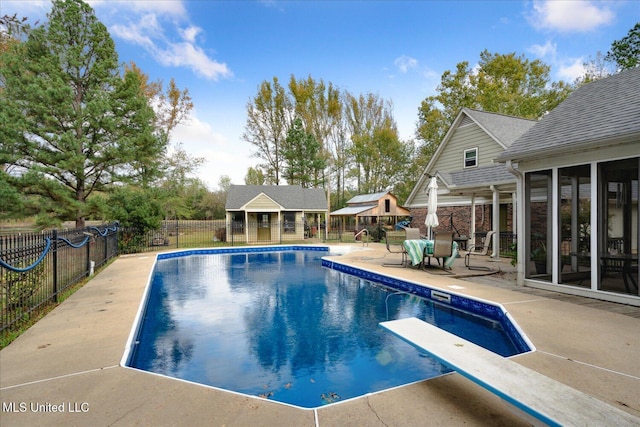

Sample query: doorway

[257,213,271,242]
[599,158,639,295]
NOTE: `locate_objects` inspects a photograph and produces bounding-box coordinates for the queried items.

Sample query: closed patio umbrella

[424,176,439,239]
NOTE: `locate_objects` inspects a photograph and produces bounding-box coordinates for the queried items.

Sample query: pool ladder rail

[354,229,370,246]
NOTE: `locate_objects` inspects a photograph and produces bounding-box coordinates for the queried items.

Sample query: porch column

[244,211,249,242]
[470,194,476,247]
[491,185,500,259]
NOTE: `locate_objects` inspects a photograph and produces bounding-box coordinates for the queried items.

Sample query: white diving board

[379,317,639,427]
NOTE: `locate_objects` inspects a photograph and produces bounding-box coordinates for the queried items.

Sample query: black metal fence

[0,223,119,336]
[118,220,329,254]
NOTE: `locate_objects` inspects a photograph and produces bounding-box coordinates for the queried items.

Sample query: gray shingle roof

[225,185,327,210]
[499,67,640,162]
[445,164,516,188]
[464,109,537,148]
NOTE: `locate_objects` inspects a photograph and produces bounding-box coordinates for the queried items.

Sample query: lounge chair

[464,230,495,269]
[425,231,454,272]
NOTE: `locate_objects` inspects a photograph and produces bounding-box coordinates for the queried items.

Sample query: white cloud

[110,14,161,50]
[394,55,418,73]
[108,10,231,81]
[156,42,231,80]
[179,25,201,43]
[529,40,557,58]
[557,57,587,82]
[171,115,251,188]
[529,0,615,33]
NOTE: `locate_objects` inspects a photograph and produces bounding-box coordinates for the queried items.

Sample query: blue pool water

[126,247,529,408]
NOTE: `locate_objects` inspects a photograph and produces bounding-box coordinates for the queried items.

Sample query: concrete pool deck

[1,244,639,426]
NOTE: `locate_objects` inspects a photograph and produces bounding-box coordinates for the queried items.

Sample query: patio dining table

[403,239,458,269]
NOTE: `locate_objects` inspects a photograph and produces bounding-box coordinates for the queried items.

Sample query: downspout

[506,160,524,286]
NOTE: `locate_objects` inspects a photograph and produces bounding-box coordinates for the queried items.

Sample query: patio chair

[383,229,409,266]
[404,228,421,240]
[426,231,454,272]
[464,230,495,270]
[383,228,422,267]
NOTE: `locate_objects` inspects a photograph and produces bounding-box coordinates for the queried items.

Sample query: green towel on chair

[403,240,426,266]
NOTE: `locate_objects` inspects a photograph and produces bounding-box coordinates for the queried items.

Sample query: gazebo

[330,191,411,235]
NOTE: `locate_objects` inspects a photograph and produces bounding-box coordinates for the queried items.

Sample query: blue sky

[4,1,639,189]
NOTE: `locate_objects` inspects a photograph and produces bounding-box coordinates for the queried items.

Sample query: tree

[124,62,196,188]
[282,117,326,187]
[245,167,266,185]
[0,171,24,219]
[288,75,340,187]
[416,50,573,167]
[606,22,640,70]
[106,186,164,252]
[159,143,205,219]
[0,0,163,228]
[577,51,616,85]
[243,77,291,185]
[344,92,407,193]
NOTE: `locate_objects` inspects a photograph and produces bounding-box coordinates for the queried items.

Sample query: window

[259,213,270,228]
[384,199,391,213]
[525,170,551,281]
[464,148,478,168]
[232,213,244,234]
[283,212,296,233]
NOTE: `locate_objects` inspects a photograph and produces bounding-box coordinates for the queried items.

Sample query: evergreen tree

[282,117,326,187]
[0,0,162,228]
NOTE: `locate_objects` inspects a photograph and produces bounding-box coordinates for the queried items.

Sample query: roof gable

[243,193,282,210]
[465,109,537,148]
[406,108,534,205]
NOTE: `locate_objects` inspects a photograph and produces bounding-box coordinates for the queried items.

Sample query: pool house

[224,185,328,244]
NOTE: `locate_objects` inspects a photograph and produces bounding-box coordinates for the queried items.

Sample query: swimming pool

[123,246,531,409]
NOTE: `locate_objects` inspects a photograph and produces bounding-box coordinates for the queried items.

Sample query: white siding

[245,194,280,210]
[432,124,503,172]
[410,123,506,207]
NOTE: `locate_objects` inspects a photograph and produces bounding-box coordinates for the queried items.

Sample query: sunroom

[499,67,639,306]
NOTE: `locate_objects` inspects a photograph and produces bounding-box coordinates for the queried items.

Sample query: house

[330,191,411,234]
[498,66,640,306]
[225,185,328,244]
[404,108,537,253]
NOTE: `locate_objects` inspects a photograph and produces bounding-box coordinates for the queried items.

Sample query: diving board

[379,317,639,427]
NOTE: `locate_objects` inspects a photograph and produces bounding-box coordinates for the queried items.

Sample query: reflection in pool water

[126,249,524,408]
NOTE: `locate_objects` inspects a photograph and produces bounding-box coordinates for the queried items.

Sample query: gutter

[498,131,640,164]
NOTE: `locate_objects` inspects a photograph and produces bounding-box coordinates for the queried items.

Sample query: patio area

[1,244,638,426]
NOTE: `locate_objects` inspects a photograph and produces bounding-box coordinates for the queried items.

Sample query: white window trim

[464,147,478,168]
